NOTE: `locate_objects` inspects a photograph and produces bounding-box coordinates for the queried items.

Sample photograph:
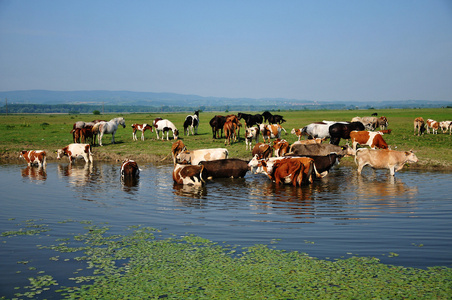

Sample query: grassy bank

[1,108,451,169]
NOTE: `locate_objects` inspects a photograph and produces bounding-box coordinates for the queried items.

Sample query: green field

[1,108,451,169]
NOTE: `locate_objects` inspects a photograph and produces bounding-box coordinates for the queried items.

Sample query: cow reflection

[121,176,140,193]
[173,183,207,206]
[57,163,93,187]
[355,174,418,203]
[21,166,46,182]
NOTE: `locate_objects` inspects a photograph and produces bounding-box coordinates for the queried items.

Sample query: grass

[4,220,452,299]
[1,108,451,169]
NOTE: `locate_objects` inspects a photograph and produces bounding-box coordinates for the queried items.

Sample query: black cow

[209,115,226,139]
[262,111,286,124]
[329,122,365,145]
[199,158,249,179]
[237,112,263,127]
[303,153,341,177]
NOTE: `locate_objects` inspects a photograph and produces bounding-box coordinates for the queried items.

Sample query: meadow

[1,108,451,169]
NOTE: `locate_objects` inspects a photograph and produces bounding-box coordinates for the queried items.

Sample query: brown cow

[120,159,140,178]
[414,117,425,136]
[272,139,290,157]
[350,131,389,151]
[171,140,187,165]
[19,150,46,168]
[252,143,272,159]
[259,124,286,143]
[263,157,315,186]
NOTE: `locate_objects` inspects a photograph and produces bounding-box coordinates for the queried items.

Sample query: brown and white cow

[259,124,286,143]
[290,128,304,141]
[120,159,140,178]
[426,119,439,134]
[199,158,249,179]
[131,123,153,141]
[176,148,229,165]
[287,143,355,157]
[19,150,47,168]
[414,117,425,136]
[439,121,452,134]
[57,143,93,164]
[172,164,205,186]
[251,143,272,160]
[245,127,260,150]
[262,157,316,186]
[349,131,389,151]
[272,139,290,157]
[355,148,418,176]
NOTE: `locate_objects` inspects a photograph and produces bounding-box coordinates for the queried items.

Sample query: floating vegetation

[2,220,452,299]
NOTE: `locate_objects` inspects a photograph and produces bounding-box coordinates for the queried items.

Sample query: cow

[131,123,153,141]
[120,159,140,178]
[183,110,199,136]
[291,128,304,141]
[378,116,389,130]
[355,148,418,176]
[329,121,365,145]
[153,118,179,140]
[378,129,392,135]
[237,112,263,128]
[176,148,229,165]
[349,131,389,151]
[287,143,355,157]
[223,120,236,145]
[439,121,452,134]
[209,115,226,139]
[261,157,316,186]
[171,140,187,165]
[262,111,286,124]
[426,119,439,134]
[272,139,290,157]
[252,143,272,160]
[173,164,205,186]
[56,143,93,164]
[414,117,425,136]
[259,124,286,143]
[245,127,260,150]
[300,121,341,140]
[19,150,47,168]
[199,159,249,179]
[289,138,325,151]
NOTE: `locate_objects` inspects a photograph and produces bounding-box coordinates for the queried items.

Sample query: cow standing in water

[19,150,47,168]
[355,148,418,176]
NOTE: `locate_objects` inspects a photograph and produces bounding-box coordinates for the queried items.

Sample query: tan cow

[413,117,425,136]
[355,148,418,176]
[350,131,389,151]
[439,121,452,134]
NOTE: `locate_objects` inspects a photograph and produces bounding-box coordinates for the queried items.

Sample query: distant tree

[93,110,101,115]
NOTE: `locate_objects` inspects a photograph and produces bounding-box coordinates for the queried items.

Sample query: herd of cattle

[19,111,450,188]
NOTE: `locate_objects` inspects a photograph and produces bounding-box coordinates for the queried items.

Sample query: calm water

[1,161,452,297]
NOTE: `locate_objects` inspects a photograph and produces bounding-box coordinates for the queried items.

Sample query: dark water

[1,161,452,297]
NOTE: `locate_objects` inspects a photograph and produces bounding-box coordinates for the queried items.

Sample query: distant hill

[0,90,450,113]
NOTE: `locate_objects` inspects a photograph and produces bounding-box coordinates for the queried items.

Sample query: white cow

[176,148,229,165]
[355,148,418,176]
[57,143,93,164]
[245,127,260,150]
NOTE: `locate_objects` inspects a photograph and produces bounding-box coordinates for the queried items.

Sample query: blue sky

[0,0,451,102]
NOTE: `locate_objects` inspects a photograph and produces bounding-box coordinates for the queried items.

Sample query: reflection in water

[57,163,93,187]
[173,184,208,207]
[121,176,140,194]
[21,166,46,182]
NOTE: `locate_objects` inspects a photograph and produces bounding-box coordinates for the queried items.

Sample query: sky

[0,0,451,102]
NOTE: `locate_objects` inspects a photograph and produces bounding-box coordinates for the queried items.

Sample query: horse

[183,110,199,136]
[92,117,126,146]
[153,118,179,140]
[261,111,286,124]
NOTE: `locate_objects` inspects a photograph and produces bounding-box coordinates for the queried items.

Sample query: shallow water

[1,161,452,297]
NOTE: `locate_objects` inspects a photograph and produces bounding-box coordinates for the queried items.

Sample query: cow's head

[405,150,418,164]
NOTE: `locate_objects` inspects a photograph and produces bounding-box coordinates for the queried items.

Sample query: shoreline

[3,150,452,171]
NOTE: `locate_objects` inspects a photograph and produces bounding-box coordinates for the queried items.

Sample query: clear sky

[0,0,451,102]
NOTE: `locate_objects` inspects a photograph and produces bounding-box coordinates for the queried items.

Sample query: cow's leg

[357,161,366,174]
[389,166,395,176]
